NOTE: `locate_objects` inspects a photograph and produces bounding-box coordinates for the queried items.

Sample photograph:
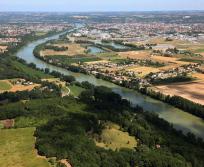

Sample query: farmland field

[119,50,150,59]
[0,128,50,167]
[151,56,191,70]
[126,66,160,77]
[155,73,204,105]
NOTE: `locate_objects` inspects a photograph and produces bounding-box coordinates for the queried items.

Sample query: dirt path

[60,159,72,167]
[61,86,70,97]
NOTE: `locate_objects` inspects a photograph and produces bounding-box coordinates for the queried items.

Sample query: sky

[0,0,204,12]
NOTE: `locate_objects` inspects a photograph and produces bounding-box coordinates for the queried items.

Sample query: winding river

[16,31,204,139]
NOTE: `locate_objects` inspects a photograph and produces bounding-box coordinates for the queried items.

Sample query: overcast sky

[0,0,204,12]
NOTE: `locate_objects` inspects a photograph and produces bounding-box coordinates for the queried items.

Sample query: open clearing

[119,52,192,71]
[41,43,86,57]
[126,66,160,77]
[119,51,150,59]
[0,79,40,93]
[94,122,137,151]
[35,32,47,36]
[84,60,110,65]
[139,37,204,52]
[151,56,191,70]
[155,73,204,105]
[69,85,85,97]
[9,84,40,93]
[0,80,12,91]
[0,45,7,53]
[0,127,50,167]
[0,119,14,129]
[147,37,191,48]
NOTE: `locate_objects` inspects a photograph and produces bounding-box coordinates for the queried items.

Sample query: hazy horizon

[1,0,204,12]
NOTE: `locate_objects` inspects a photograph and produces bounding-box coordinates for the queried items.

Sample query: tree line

[142,88,204,119]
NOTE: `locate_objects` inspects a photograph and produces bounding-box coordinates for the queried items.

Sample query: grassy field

[69,85,85,97]
[14,117,48,128]
[178,58,204,64]
[119,51,150,60]
[0,128,50,167]
[97,52,119,60]
[0,80,12,91]
[151,55,190,70]
[142,37,204,52]
[147,37,190,46]
[195,48,204,53]
[0,122,4,129]
[126,66,160,77]
[95,122,137,151]
[35,32,47,37]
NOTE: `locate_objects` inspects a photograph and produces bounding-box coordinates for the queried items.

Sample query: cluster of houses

[77,60,201,89]
[0,24,31,37]
[147,64,200,82]
[0,38,21,44]
[0,23,73,54]
[72,28,112,40]
[88,22,204,44]
[10,79,34,86]
[0,23,72,37]
[78,61,152,88]
[42,48,201,90]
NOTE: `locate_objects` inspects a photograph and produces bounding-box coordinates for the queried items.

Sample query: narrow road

[61,86,70,97]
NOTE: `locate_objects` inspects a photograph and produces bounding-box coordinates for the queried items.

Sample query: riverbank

[31,30,204,120]
[15,28,204,139]
[33,48,204,120]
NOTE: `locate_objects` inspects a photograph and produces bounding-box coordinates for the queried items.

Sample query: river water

[87,46,106,54]
[15,31,204,139]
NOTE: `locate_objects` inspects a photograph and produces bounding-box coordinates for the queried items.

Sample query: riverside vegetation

[33,39,204,121]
